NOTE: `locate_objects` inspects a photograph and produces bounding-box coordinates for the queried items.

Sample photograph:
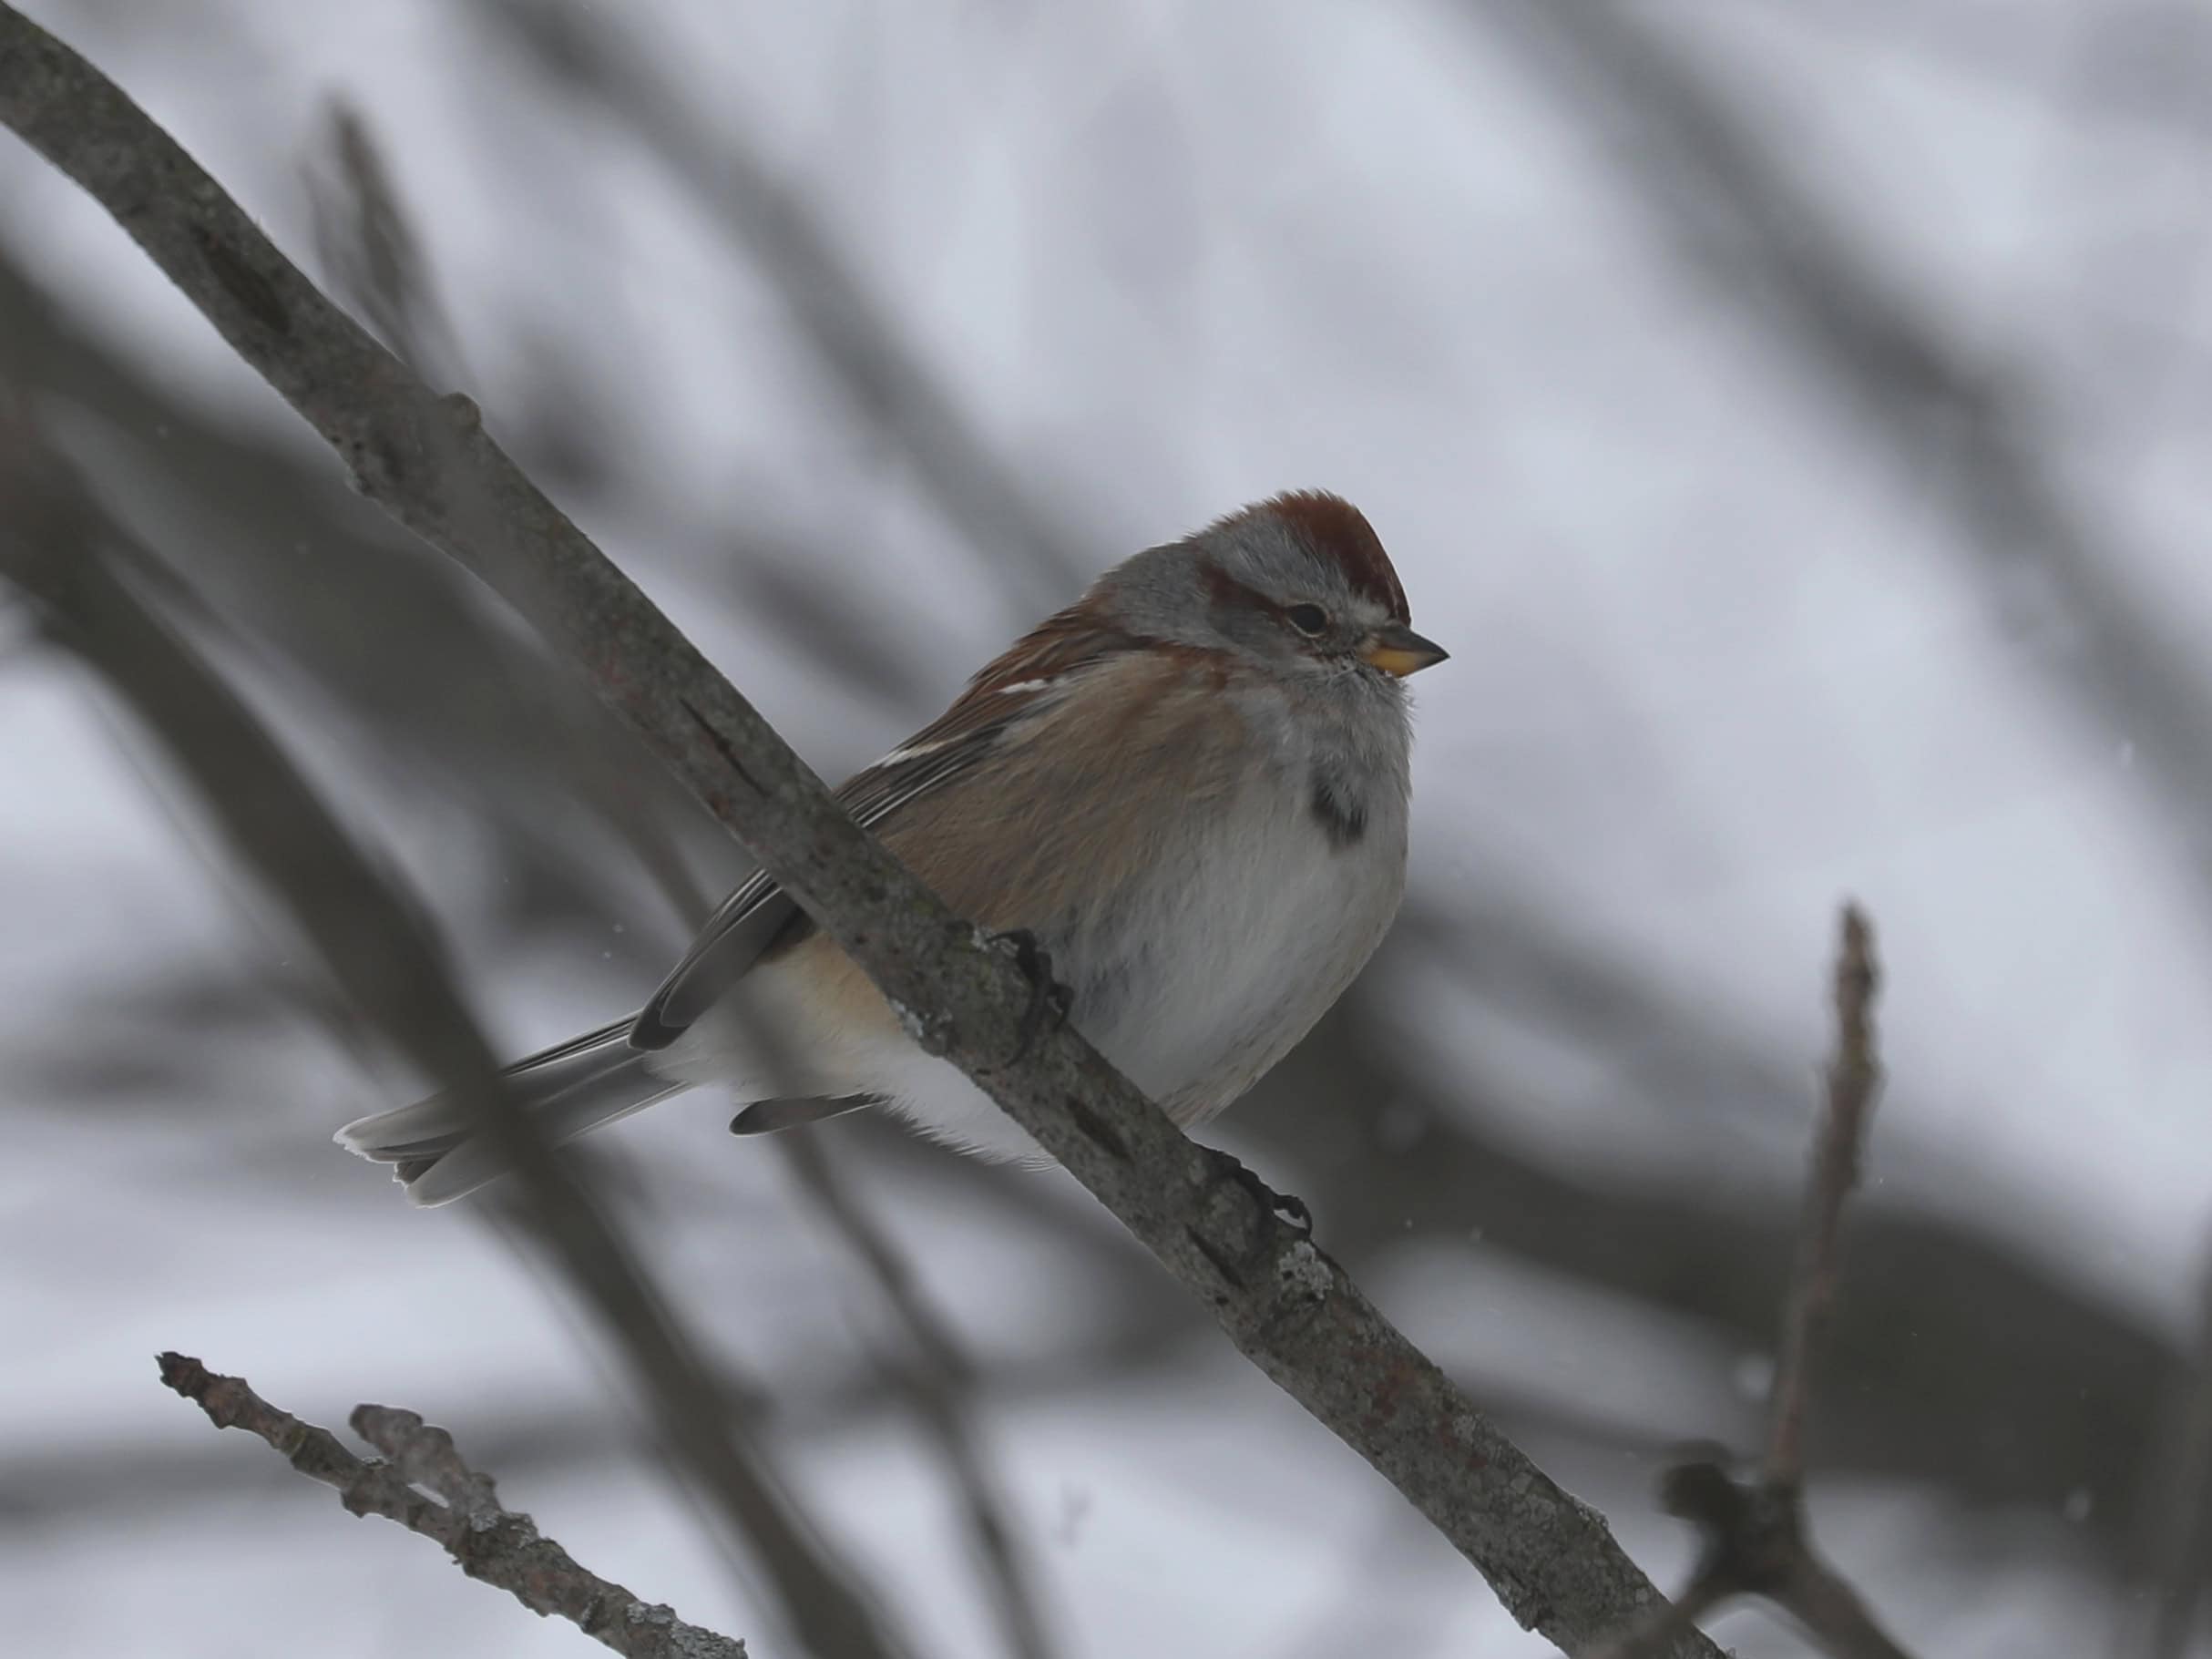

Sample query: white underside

[652,764,1407,1162]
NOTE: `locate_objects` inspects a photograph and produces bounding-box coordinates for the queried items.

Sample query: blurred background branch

[2125,1249,2212,1659]
[777,1134,1060,1659]
[476,0,1094,626]
[1477,0,2212,921]
[0,392,916,1659]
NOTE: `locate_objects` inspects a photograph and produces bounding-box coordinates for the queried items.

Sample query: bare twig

[1766,905,1881,1490]
[1588,906,1911,1659]
[0,11,1714,1651]
[0,408,912,1659]
[156,1353,747,1659]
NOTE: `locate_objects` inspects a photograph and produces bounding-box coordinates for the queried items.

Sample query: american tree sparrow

[342,491,1445,1203]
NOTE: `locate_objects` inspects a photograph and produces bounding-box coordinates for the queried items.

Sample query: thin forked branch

[1591,906,1914,1659]
[157,1353,747,1659]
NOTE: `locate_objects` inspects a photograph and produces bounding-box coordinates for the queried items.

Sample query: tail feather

[336,1017,687,1206]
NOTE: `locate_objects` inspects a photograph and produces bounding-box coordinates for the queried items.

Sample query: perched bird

[340,491,1446,1203]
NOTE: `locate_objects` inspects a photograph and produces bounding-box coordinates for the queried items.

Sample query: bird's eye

[1285,603,1328,637]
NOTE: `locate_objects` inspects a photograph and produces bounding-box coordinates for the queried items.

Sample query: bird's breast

[1060,758,1408,1117]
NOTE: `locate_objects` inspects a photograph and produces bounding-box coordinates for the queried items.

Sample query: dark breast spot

[1309,771,1368,850]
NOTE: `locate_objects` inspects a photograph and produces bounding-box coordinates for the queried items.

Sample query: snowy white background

[2,1,2207,1654]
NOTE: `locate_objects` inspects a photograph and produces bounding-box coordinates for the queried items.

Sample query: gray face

[1094,516,1404,686]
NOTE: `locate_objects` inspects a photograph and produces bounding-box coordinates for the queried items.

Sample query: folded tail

[335,1017,686,1206]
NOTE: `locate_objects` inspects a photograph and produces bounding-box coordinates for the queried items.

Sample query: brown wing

[627,602,1132,1050]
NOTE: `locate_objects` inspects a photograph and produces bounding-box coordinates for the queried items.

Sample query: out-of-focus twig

[780,1135,1059,1659]
[2125,1250,2212,1659]
[156,1353,747,1659]
[0,12,1722,1650]
[305,98,468,385]
[296,102,712,927]
[1710,0,2212,146]
[0,241,712,941]
[1589,906,1912,1659]
[477,0,1089,620]
[1478,0,2212,922]
[0,405,914,1659]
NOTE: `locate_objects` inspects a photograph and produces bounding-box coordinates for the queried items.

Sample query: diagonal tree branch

[0,10,1713,1651]
[157,1353,749,1659]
